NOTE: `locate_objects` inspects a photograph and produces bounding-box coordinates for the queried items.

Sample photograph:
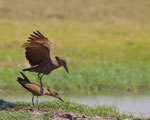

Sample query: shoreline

[0,99,137,120]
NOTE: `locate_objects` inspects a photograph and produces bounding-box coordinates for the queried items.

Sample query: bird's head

[47,89,64,102]
[55,56,69,73]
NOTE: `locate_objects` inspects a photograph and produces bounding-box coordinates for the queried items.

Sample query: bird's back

[17,72,44,96]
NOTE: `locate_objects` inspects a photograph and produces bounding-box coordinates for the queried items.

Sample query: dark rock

[0,99,17,110]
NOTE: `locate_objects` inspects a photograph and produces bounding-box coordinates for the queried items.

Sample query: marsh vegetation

[0,0,150,119]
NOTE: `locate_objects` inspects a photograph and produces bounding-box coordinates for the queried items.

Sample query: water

[70,96,150,118]
[1,96,150,118]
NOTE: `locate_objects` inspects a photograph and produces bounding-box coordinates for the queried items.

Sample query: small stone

[64,113,73,118]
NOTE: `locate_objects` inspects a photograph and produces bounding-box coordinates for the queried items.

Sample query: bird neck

[44,89,50,95]
[44,89,56,97]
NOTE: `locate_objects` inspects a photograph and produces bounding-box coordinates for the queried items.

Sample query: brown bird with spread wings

[18,72,63,107]
[22,30,69,90]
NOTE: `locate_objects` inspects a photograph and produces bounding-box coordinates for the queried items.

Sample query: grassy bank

[0,99,135,120]
[0,0,150,95]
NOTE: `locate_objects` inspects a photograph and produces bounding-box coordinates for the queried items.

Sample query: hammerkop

[22,30,69,89]
[17,72,64,107]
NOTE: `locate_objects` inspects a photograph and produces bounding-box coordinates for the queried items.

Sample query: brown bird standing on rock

[22,30,69,90]
[17,72,64,107]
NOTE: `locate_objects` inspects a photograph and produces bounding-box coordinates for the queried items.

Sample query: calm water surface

[71,96,150,118]
[1,96,150,118]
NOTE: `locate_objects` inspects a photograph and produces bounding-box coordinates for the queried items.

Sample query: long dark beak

[58,96,64,102]
[64,64,69,73]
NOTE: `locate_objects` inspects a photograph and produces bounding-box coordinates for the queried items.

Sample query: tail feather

[23,67,33,71]
[17,77,23,84]
[23,67,37,72]
[20,72,30,82]
[17,77,28,89]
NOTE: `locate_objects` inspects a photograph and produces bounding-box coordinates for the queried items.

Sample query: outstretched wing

[23,30,54,66]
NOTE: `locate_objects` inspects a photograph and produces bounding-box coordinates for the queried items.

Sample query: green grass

[0,0,150,96]
[0,99,135,120]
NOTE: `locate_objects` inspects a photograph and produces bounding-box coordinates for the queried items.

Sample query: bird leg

[40,73,44,80]
[38,73,44,95]
[32,95,34,106]
[36,96,39,109]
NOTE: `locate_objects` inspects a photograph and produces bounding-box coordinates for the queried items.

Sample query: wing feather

[23,30,53,66]
[37,30,45,37]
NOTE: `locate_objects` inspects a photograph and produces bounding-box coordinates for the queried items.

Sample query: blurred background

[0,0,150,95]
[0,0,150,116]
